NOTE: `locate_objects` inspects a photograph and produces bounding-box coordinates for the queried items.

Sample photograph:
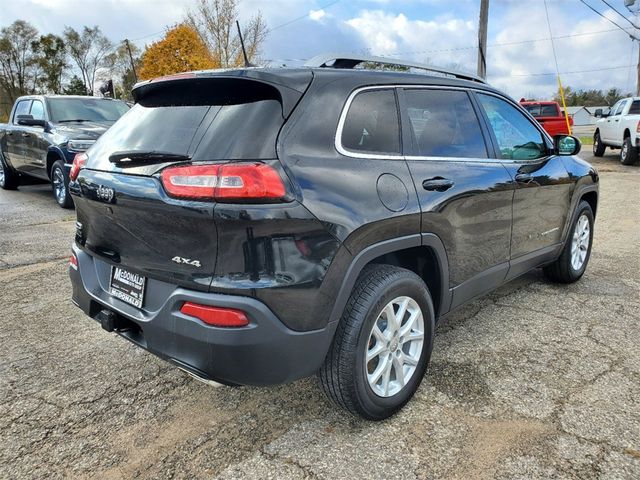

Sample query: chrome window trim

[335,84,551,163]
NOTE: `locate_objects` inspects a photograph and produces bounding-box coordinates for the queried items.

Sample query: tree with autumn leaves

[138,24,216,80]
[139,0,267,80]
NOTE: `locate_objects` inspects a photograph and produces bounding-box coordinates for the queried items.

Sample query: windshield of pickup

[522,104,559,117]
[47,98,130,123]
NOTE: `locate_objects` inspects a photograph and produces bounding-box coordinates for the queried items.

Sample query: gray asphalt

[1,151,639,479]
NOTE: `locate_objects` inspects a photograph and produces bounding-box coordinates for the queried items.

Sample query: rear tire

[0,152,20,190]
[318,265,434,420]
[593,131,605,157]
[51,160,73,209]
[543,201,594,283]
[620,136,638,165]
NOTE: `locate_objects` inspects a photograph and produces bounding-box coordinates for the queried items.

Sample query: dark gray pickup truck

[0,95,129,207]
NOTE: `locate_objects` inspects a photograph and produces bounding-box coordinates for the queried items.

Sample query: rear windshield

[523,104,559,117]
[48,98,130,122]
[86,99,284,170]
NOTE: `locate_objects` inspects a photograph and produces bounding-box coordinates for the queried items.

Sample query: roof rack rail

[304,53,487,84]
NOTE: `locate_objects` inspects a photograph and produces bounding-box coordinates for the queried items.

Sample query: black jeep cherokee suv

[69,54,598,420]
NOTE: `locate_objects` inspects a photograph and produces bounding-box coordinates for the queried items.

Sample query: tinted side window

[30,100,45,120]
[403,89,487,158]
[629,100,640,115]
[341,89,400,155]
[13,100,31,123]
[477,94,546,161]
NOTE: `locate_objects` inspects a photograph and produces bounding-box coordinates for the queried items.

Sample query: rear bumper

[69,244,337,386]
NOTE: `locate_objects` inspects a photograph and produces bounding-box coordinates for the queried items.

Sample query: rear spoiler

[132,70,313,118]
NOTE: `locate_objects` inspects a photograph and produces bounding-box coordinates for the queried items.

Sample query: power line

[506,64,635,77]
[381,26,634,58]
[599,0,639,28]
[579,0,639,39]
[269,0,340,32]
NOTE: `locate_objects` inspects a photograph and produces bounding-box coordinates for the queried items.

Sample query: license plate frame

[109,266,146,309]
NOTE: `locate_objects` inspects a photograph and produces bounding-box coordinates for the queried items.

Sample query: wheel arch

[46,147,66,179]
[581,190,598,218]
[624,128,631,139]
[328,234,451,325]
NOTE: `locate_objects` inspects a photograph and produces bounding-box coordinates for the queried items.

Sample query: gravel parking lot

[1,151,639,479]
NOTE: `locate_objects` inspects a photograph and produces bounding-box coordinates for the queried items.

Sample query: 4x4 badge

[171,256,201,268]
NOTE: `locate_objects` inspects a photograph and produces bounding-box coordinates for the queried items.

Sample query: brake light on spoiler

[160,163,286,201]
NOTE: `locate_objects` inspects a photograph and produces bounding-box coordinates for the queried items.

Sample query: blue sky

[2,0,639,99]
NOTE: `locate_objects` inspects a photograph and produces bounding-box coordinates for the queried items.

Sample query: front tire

[318,265,435,420]
[620,136,638,165]
[51,160,73,208]
[0,152,20,190]
[543,201,594,283]
[593,131,605,157]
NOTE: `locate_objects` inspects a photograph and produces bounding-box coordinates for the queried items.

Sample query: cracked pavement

[1,152,639,479]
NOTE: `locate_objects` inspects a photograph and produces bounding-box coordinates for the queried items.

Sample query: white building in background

[563,106,610,125]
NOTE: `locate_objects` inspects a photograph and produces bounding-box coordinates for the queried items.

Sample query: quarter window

[403,89,487,158]
[341,89,400,155]
[12,100,31,123]
[629,100,640,115]
[477,94,547,161]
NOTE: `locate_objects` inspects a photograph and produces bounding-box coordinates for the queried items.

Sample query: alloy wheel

[0,160,5,187]
[365,296,424,397]
[622,141,628,161]
[53,167,66,204]
[571,213,590,271]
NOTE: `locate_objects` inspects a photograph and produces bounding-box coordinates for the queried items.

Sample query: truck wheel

[0,152,20,190]
[318,265,434,420]
[593,131,605,157]
[620,136,638,165]
[51,160,73,208]
[543,201,594,283]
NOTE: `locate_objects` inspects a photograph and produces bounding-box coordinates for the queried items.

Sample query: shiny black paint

[71,67,599,338]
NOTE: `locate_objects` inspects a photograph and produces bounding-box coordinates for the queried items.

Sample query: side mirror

[554,134,581,156]
[17,114,46,128]
[594,108,603,118]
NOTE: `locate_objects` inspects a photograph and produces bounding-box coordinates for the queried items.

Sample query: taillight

[160,163,286,201]
[70,153,87,181]
[69,253,78,270]
[180,302,249,328]
[636,120,640,133]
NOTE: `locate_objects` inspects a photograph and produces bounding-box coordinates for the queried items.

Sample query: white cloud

[309,9,326,21]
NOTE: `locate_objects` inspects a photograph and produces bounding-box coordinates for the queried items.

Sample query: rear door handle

[515,173,533,183]
[422,177,454,192]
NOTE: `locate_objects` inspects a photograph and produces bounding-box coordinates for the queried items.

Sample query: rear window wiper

[108,150,191,167]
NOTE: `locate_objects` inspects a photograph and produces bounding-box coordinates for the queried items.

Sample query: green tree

[105,41,141,100]
[0,20,40,103]
[64,26,113,95]
[63,75,88,95]
[33,33,67,93]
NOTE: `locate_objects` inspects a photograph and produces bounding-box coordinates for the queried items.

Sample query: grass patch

[578,136,593,145]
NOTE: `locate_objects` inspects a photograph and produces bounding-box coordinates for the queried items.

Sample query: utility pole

[477,0,490,79]
[124,39,138,83]
[624,0,640,95]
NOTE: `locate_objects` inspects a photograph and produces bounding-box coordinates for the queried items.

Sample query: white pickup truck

[593,97,640,165]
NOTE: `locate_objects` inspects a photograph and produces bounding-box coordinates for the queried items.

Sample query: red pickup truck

[519,100,573,136]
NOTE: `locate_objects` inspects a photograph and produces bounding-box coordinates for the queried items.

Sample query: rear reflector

[70,153,87,181]
[160,163,286,201]
[180,302,250,328]
[69,253,78,270]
